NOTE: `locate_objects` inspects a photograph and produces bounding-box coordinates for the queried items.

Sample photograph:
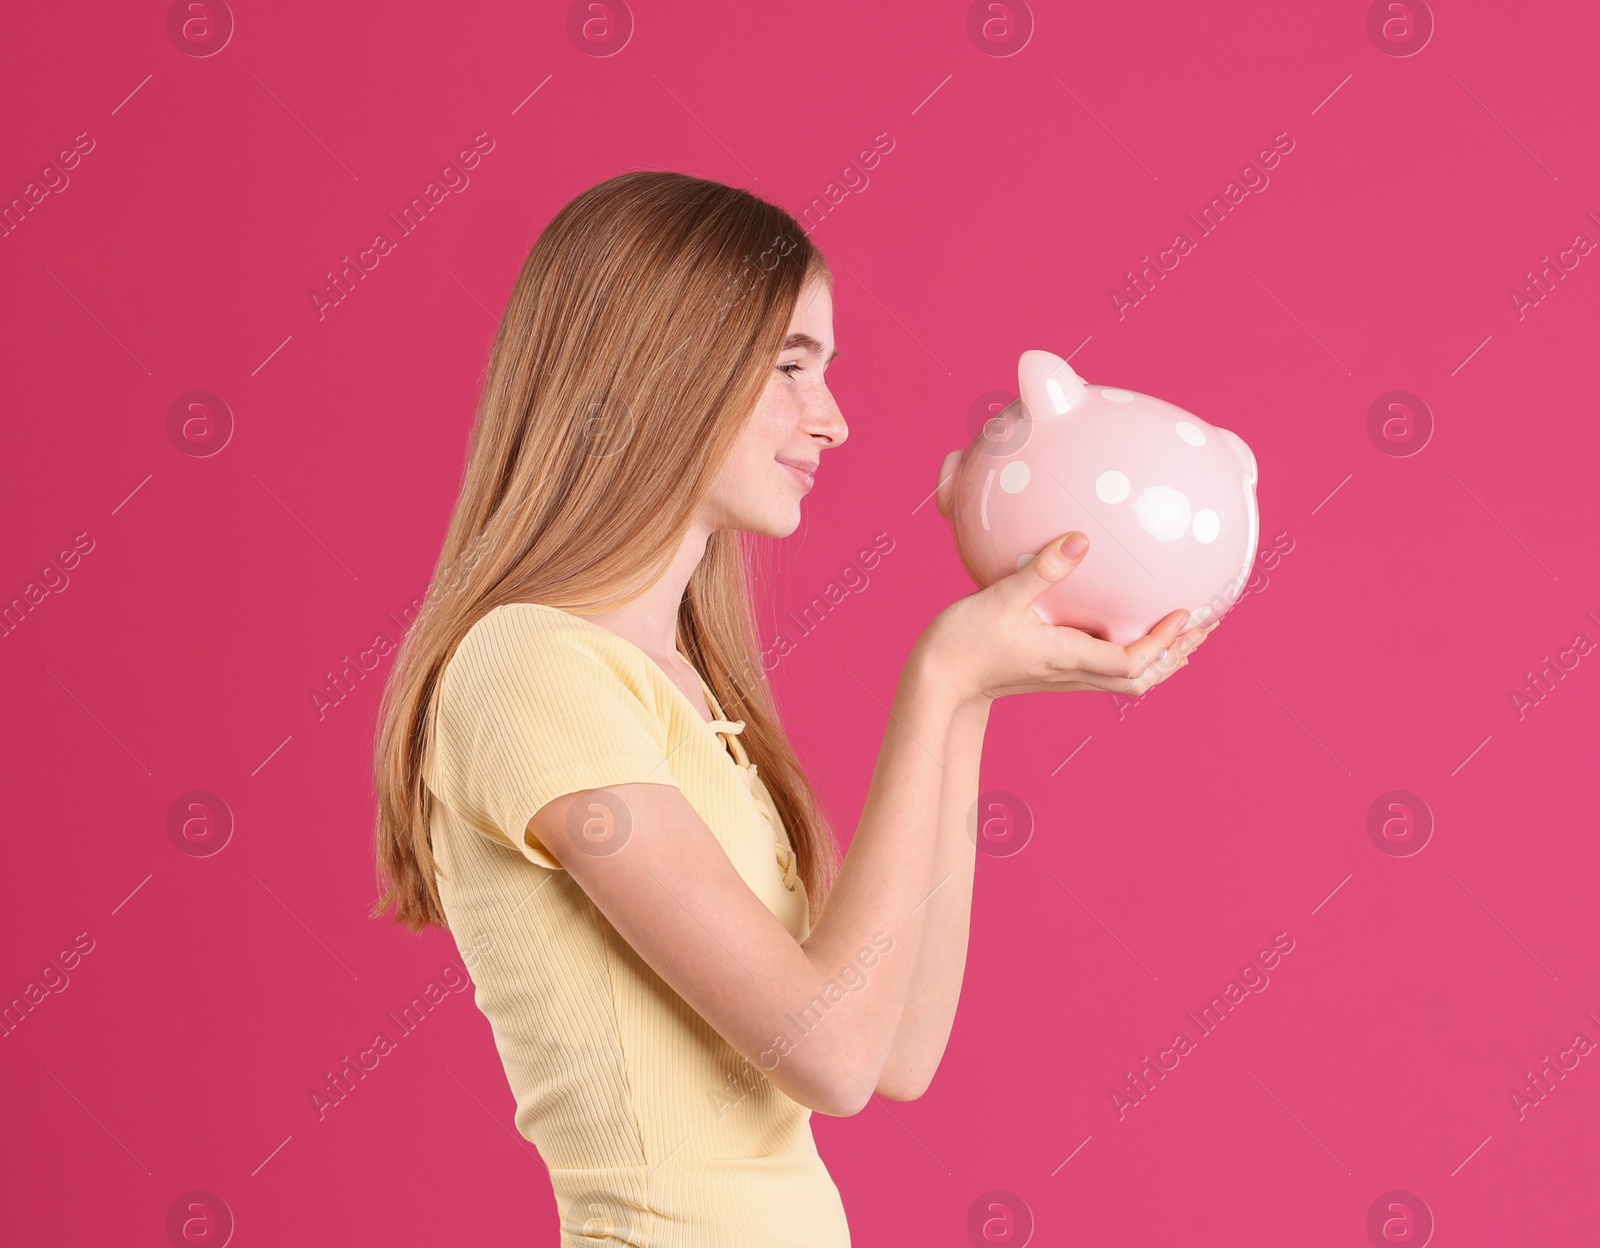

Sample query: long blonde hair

[371,170,841,932]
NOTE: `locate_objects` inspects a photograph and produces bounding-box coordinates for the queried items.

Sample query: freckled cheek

[760,401,799,437]
[737,395,800,464]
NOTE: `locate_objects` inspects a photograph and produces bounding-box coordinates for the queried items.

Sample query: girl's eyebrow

[782,332,839,363]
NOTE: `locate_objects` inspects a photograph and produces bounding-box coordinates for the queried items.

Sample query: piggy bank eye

[975,397,1032,456]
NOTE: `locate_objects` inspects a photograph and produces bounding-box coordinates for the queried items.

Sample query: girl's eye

[778,362,803,378]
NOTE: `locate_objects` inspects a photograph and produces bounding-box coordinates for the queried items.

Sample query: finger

[1172,618,1220,651]
[1137,647,1186,689]
[1160,633,1208,673]
[1122,609,1191,679]
[1130,648,1192,695]
[1149,608,1192,644]
[1071,608,1201,686]
[996,531,1089,613]
[1085,627,1204,695]
[1182,622,1221,654]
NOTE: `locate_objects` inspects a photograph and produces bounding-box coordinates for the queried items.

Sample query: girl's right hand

[915,531,1215,706]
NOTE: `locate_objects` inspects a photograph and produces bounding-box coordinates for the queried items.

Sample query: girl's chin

[748,506,803,539]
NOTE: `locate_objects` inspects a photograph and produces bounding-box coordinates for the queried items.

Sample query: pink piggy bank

[939,349,1260,645]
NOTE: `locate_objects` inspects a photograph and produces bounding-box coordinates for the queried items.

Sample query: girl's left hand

[933,447,1219,701]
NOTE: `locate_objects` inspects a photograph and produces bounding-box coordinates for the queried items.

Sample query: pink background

[3,1,1598,1243]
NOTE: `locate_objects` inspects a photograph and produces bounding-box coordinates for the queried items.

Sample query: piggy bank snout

[936,448,965,516]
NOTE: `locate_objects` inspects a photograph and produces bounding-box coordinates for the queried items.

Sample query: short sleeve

[428,607,676,870]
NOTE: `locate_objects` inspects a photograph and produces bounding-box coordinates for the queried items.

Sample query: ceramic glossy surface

[947,350,1261,645]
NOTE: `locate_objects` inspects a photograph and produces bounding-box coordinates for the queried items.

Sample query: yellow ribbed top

[424,602,851,1247]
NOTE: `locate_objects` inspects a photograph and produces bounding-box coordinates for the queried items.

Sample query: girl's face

[701,275,848,537]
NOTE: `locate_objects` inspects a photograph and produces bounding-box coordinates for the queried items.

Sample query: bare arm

[531,642,961,1118]
[872,693,990,1101]
[531,533,1202,1119]
[870,598,1216,1100]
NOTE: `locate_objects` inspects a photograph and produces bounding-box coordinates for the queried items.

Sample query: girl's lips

[780,461,816,491]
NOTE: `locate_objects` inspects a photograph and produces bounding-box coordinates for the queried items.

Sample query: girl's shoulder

[444,601,663,717]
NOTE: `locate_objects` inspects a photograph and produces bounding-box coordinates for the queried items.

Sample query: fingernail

[1175,610,1191,630]
[1061,532,1088,559]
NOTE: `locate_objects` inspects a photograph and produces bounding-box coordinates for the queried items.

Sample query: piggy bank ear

[1217,427,1258,486]
[936,449,963,515]
[1018,349,1089,419]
